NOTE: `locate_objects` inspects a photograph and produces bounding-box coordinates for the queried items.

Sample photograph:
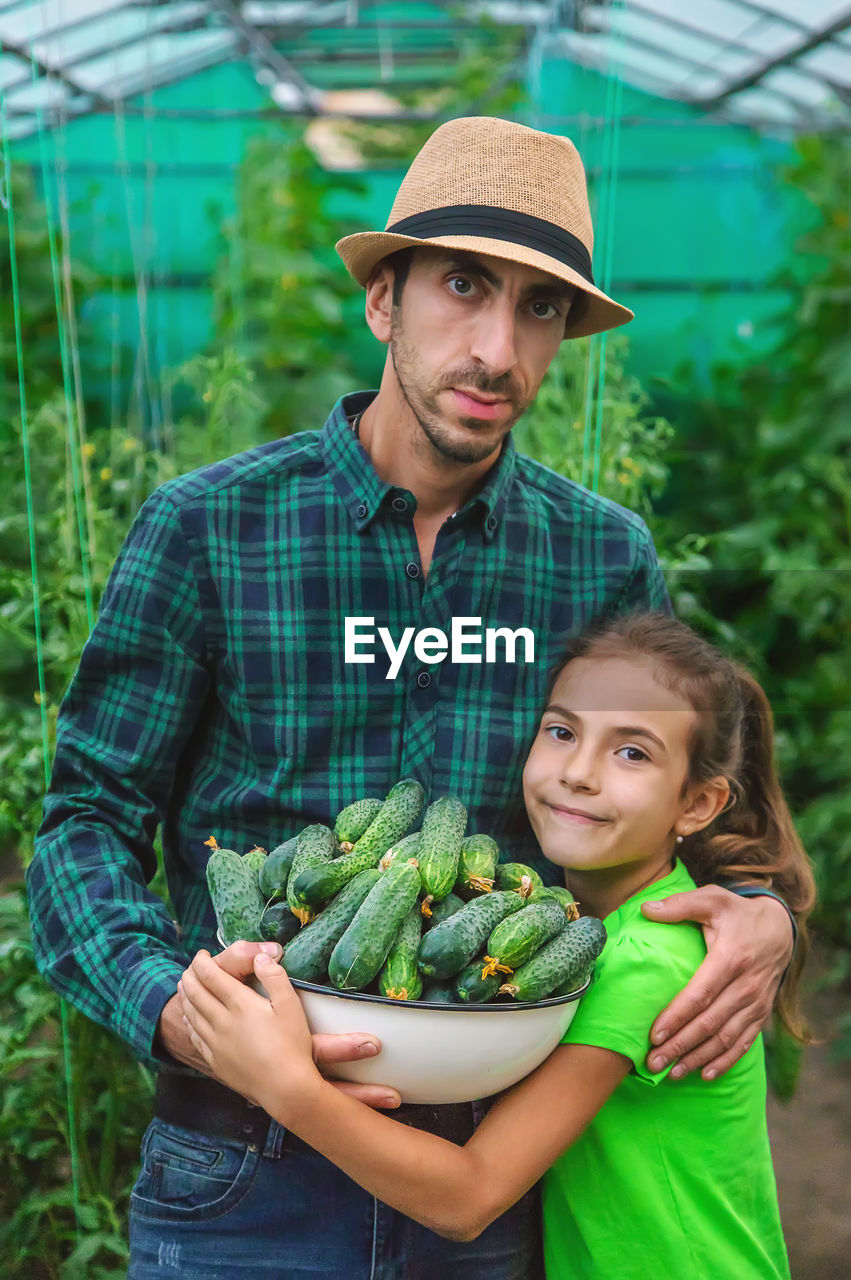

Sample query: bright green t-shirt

[542,860,790,1280]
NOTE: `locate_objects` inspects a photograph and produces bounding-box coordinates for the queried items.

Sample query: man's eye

[448,276,475,296]
[530,300,558,320]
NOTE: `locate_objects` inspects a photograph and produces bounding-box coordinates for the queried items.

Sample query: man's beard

[389,314,528,465]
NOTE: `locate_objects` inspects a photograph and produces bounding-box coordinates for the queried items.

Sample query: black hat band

[385,205,595,286]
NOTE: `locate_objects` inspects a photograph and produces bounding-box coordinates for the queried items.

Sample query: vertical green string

[591,1,625,494]
[29,55,96,630]
[581,0,625,492]
[0,90,83,1243]
[52,83,98,563]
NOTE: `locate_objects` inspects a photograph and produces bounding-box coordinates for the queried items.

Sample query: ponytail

[549,612,817,1042]
[684,668,815,1041]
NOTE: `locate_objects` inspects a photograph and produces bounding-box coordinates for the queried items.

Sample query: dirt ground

[766,961,851,1280]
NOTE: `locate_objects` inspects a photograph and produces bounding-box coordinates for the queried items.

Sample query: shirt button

[405,562,420,579]
[392,496,408,513]
[486,515,497,530]
[416,671,431,689]
[356,504,367,518]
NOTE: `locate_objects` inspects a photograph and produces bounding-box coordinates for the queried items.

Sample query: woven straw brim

[336,231,633,339]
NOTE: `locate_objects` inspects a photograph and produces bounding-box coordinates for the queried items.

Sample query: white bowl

[287,977,589,1105]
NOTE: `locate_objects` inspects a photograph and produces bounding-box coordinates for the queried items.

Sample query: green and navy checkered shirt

[28,391,668,1065]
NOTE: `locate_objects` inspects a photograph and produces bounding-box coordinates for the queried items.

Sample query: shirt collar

[319,391,517,541]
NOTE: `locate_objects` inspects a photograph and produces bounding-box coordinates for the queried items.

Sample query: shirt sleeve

[560,923,704,1085]
[617,519,672,617]
[26,488,213,1067]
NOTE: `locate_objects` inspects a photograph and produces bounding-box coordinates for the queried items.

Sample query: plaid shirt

[27,391,668,1065]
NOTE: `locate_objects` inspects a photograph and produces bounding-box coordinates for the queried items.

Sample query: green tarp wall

[8,50,809,406]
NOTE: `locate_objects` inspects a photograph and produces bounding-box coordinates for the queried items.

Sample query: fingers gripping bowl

[207,782,606,1105]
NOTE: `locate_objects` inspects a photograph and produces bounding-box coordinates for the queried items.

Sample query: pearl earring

[676,834,684,844]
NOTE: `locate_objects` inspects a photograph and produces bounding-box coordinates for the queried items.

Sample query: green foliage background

[0,75,847,1280]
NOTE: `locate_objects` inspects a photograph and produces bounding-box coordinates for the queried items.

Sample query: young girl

[179,612,814,1278]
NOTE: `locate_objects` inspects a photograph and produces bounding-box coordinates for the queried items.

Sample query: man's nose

[469,298,518,376]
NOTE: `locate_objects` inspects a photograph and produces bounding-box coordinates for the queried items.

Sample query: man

[28,117,796,1279]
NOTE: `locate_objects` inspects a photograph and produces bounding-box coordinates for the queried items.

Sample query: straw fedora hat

[336,116,633,340]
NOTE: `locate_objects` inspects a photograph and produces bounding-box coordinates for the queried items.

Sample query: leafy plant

[208,132,366,438]
[514,333,710,592]
[0,887,152,1279]
[0,163,100,440]
[652,133,851,972]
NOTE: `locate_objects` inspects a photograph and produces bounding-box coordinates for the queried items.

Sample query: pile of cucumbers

[205,777,606,1005]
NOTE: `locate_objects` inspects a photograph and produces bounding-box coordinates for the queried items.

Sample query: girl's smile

[522,654,726,917]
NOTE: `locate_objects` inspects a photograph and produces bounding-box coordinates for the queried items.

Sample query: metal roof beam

[207,0,320,112]
[622,0,843,93]
[698,8,851,108]
[721,0,811,37]
[0,34,114,109]
[0,0,136,48]
[5,36,241,135]
[570,23,818,119]
[0,8,216,99]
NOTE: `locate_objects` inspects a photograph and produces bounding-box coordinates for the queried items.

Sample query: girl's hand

[179,951,324,1118]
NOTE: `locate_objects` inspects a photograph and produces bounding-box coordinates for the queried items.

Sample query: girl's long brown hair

[547,612,816,1040]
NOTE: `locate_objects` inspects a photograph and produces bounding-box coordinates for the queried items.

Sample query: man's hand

[158,941,401,1107]
[641,886,794,1080]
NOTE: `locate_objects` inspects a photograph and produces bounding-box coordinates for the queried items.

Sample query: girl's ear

[677,775,730,838]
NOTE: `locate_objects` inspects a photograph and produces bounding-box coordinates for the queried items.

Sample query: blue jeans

[128,1117,543,1279]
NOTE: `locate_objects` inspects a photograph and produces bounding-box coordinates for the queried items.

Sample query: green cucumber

[348,779,425,862]
[530,884,580,921]
[378,905,423,1001]
[455,834,499,898]
[329,859,422,991]
[417,796,467,914]
[206,840,265,944]
[482,898,569,976]
[259,836,300,900]
[454,957,503,1004]
[378,831,421,870]
[499,917,607,1002]
[259,900,302,946]
[417,890,525,980]
[425,891,465,929]
[282,869,381,983]
[290,842,384,910]
[494,862,543,897]
[286,825,337,923]
[334,797,383,850]
[420,979,459,1004]
[242,845,268,882]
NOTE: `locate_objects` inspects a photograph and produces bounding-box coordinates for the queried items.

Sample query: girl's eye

[616,745,649,763]
[545,725,574,743]
[530,299,558,320]
[448,276,475,297]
